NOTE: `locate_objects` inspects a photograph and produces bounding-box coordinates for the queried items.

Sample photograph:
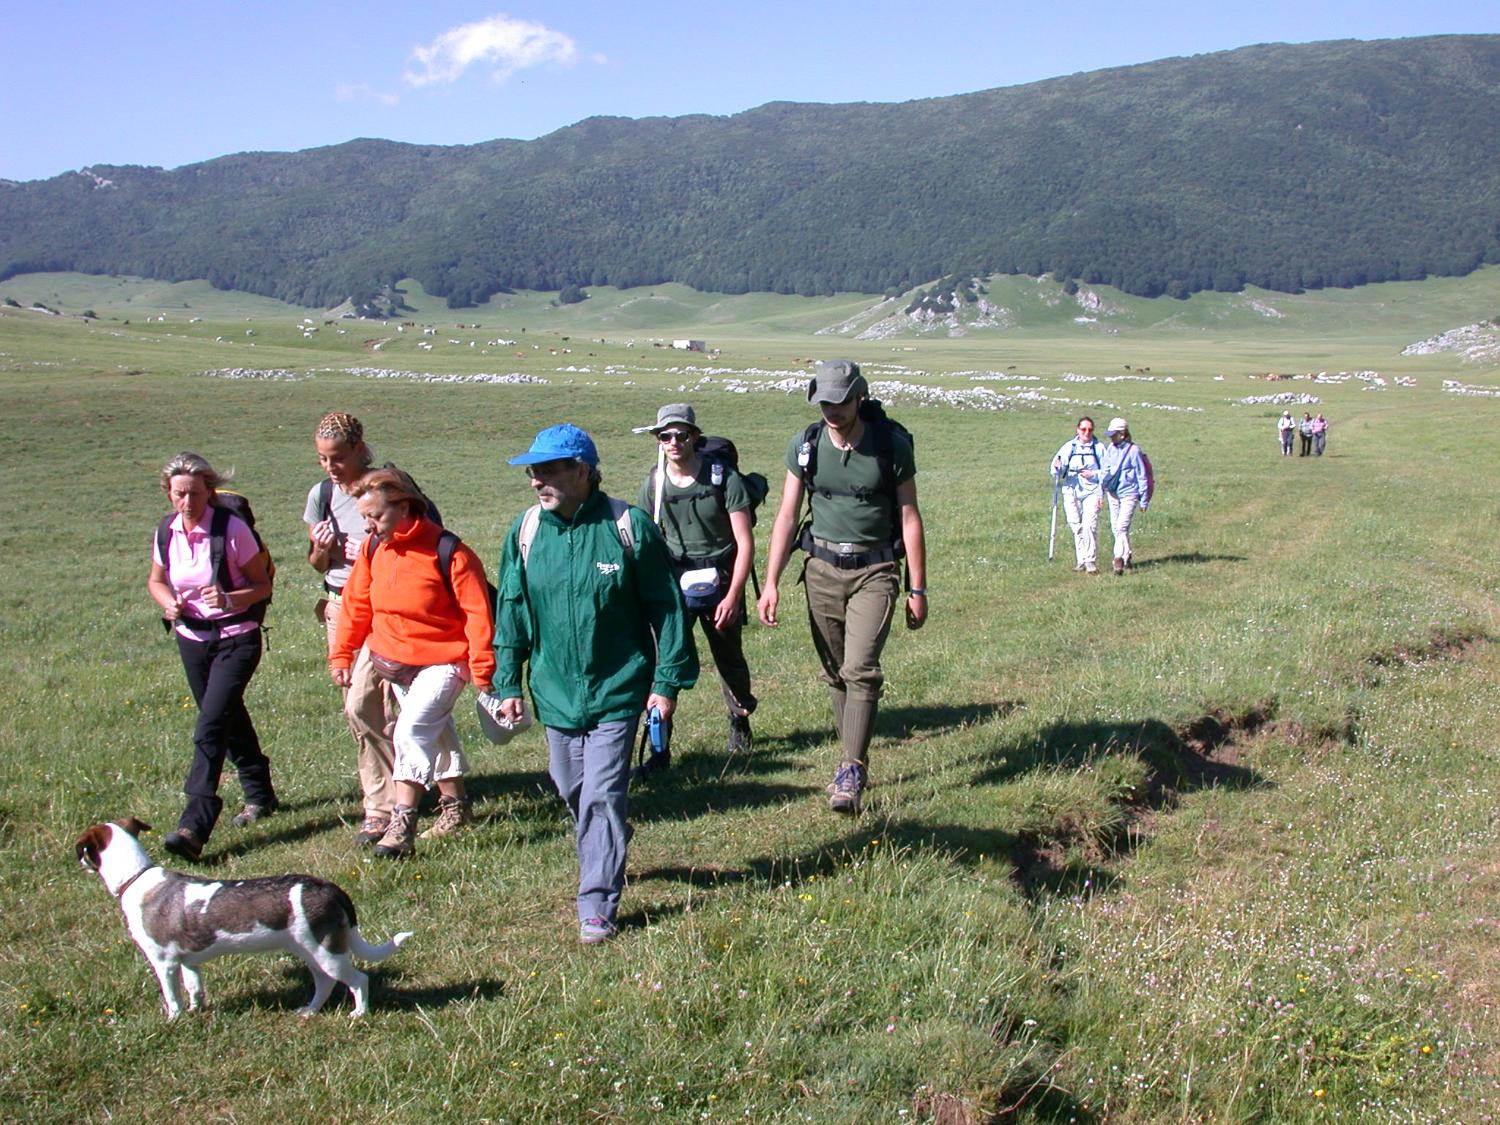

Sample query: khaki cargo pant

[802,556,900,766]
[323,595,399,817]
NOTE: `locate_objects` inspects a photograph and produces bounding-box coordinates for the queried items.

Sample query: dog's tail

[349,928,414,963]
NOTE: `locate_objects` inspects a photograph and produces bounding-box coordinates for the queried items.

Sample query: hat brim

[507,450,587,465]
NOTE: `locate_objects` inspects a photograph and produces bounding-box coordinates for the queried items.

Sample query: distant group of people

[1277,410,1329,457]
[144,359,926,944]
[1049,416,1154,576]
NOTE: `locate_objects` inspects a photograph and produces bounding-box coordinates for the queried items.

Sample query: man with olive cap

[758,360,927,814]
[490,423,698,944]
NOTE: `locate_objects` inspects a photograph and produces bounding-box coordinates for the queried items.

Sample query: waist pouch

[368,650,423,688]
[671,554,731,610]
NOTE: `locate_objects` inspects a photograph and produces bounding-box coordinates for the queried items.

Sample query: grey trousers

[546,718,640,923]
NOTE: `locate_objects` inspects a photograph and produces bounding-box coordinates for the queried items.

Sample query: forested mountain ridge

[4,34,1498,310]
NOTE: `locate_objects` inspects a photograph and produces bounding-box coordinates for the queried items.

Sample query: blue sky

[2,0,1496,182]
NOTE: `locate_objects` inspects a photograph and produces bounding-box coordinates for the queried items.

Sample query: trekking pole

[1047,475,1061,560]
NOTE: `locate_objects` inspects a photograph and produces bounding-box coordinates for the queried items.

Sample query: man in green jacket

[491,423,698,945]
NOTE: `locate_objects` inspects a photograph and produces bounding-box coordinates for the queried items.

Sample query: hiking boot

[827,762,866,815]
[354,813,390,848]
[727,713,753,756]
[1112,557,1125,576]
[579,916,619,945]
[419,794,472,840]
[230,801,277,828]
[373,804,418,858]
[163,829,204,863]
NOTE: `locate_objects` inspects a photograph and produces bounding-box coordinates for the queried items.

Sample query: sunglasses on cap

[657,430,696,444]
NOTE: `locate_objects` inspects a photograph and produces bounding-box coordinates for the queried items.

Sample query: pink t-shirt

[151,511,261,641]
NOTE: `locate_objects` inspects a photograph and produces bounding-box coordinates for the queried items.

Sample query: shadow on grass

[636,708,1272,904]
[975,714,1268,790]
[236,967,506,1015]
[1130,551,1247,570]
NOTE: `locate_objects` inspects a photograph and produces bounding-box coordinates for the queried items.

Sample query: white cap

[1107,417,1129,434]
[475,694,534,746]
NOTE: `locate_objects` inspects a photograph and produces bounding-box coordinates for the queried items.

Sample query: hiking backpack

[155,491,276,630]
[648,436,769,527]
[796,399,914,554]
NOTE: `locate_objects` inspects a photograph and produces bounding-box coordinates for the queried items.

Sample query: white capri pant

[1107,494,1140,565]
[1062,487,1102,567]
[390,662,469,788]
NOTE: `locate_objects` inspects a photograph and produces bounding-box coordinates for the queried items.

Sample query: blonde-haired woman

[330,468,494,856]
[146,452,277,862]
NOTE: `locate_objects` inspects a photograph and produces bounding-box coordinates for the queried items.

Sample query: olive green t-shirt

[637,460,751,563]
[784,422,916,545]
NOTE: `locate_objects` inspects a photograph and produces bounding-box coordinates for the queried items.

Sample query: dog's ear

[75,825,109,872]
[116,817,152,837]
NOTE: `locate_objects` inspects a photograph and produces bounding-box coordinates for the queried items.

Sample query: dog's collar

[115,865,153,899]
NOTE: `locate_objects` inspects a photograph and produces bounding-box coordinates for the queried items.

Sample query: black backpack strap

[208,504,233,589]
[318,478,335,524]
[155,515,174,575]
[436,529,459,602]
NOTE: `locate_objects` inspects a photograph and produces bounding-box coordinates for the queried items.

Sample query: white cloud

[334,83,401,107]
[404,14,578,88]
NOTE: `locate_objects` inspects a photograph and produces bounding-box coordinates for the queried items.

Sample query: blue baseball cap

[507,423,600,467]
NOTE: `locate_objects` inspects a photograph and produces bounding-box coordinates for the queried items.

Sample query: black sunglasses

[657,430,696,444]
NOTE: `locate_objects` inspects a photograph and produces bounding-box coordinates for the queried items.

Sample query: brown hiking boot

[1112,557,1125,576]
[418,794,472,839]
[373,804,418,858]
[354,812,390,848]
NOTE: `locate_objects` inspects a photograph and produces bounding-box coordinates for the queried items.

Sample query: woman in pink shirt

[146,453,277,862]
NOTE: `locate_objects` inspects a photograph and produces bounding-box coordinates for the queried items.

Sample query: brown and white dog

[75,818,413,1018]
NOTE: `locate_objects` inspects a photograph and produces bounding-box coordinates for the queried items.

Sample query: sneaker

[828,762,866,815]
[1073,562,1087,572]
[373,804,418,858]
[727,713,753,756]
[354,813,390,848]
[419,794,472,839]
[579,916,618,945]
[162,828,204,863]
[1085,564,1098,575]
[1112,557,1125,576]
[230,801,277,828]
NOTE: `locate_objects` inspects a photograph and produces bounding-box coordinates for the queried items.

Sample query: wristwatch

[909,587,927,597]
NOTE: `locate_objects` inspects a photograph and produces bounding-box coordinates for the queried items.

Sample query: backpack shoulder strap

[872,418,897,497]
[318,478,334,524]
[798,421,824,491]
[208,504,233,587]
[155,514,175,574]
[436,529,460,600]
[517,505,542,567]
[606,496,635,558]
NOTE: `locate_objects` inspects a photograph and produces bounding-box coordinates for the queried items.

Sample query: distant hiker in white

[1277,410,1296,456]
[1049,416,1105,574]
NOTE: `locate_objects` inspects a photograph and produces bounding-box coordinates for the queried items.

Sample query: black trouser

[1299,432,1312,456]
[175,629,275,840]
[688,592,758,717]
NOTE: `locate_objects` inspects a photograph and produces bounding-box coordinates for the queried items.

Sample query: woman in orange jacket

[331,468,495,856]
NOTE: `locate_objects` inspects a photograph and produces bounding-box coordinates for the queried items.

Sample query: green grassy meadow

[2,272,1500,1122]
